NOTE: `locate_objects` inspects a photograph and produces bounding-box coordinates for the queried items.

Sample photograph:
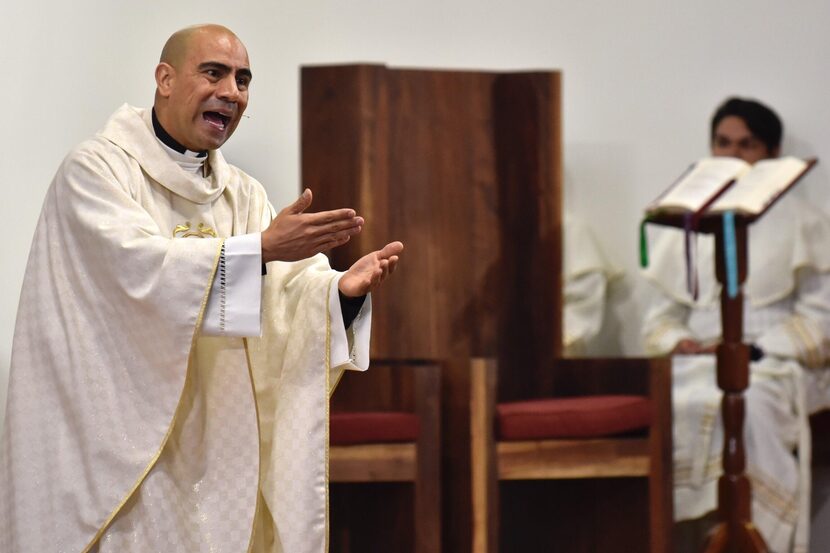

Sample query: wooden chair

[470,356,673,553]
[329,360,442,553]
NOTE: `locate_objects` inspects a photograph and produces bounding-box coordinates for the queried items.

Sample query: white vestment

[642,195,830,553]
[563,214,620,356]
[0,104,369,553]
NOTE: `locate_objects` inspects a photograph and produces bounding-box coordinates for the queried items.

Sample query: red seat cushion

[496,395,652,441]
[330,412,420,445]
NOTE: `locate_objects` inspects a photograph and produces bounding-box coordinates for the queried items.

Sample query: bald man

[0,24,402,553]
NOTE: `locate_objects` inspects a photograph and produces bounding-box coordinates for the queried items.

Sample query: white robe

[563,214,620,356]
[0,104,368,553]
[642,195,830,553]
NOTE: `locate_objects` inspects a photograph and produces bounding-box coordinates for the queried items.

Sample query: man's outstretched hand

[262,189,364,263]
[339,242,404,298]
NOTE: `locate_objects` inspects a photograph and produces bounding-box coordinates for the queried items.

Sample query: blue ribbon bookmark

[723,211,738,299]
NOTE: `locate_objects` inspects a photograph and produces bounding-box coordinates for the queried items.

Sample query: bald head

[154,24,251,151]
[160,24,242,69]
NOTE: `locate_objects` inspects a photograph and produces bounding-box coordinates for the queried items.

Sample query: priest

[642,97,830,553]
[0,24,403,553]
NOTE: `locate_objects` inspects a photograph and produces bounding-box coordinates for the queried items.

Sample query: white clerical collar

[156,140,208,174]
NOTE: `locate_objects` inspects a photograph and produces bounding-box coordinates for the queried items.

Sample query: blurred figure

[563,214,620,356]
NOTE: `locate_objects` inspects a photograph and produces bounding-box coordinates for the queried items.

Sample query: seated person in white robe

[642,97,830,553]
[563,214,620,356]
[0,24,403,553]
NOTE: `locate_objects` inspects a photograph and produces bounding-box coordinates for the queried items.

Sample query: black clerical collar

[151,108,208,158]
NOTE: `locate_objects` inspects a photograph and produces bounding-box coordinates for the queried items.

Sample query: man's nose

[217,76,241,101]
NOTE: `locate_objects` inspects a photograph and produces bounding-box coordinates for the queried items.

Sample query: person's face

[157,30,251,151]
[711,115,775,164]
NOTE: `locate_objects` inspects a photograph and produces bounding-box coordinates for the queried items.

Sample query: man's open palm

[339,241,404,297]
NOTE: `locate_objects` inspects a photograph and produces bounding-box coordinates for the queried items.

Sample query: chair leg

[415,362,442,553]
[414,472,441,553]
[470,358,499,553]
[648,357,673,553]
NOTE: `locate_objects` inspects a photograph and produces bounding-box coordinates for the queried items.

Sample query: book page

[709,156,808,214]
[653,157,750,212]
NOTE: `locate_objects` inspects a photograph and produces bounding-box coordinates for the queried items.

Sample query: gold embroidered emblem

[172,222,218,238]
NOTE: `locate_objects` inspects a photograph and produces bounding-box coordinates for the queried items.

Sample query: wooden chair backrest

[302,64,563,404]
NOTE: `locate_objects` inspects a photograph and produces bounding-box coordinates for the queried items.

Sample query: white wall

[4,0,830,420]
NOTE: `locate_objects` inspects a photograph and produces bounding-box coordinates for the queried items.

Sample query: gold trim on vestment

[750,469,799,523]
[786,315,822,369]
[329,364,346,397]
[784,317,808,367]
[645,319,685,355]
[325,274,334,553]
[81,238,226,553]
[173,221,218,238]
[677,456,799,523]
[243,338,264,553]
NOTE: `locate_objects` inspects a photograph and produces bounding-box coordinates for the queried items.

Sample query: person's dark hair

[710,97,783,153]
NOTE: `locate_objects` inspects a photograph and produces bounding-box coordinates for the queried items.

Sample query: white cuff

[201,234,263,337]
[329,274,372,371]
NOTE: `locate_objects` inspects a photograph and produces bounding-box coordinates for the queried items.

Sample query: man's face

[711,115,774,164]
[159,30,252,151]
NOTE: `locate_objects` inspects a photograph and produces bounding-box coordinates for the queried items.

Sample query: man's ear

[155,63,175,98]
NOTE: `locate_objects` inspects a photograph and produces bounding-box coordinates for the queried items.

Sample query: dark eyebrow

[197,62,253,81]
[198,61,230,73]
[237,68,253,81]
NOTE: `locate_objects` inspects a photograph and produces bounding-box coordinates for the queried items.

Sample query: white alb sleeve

[563,270,607,353]
[201,233,263,337]
[329,273,372,371]
[642,282,695,356]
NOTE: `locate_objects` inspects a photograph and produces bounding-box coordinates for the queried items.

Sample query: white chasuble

[642,195,830,553]
[0,104,362,553]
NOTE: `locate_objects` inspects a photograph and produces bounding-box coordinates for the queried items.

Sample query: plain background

[3,3,830,546]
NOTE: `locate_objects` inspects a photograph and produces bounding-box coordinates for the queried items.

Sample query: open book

[646,156,816,218]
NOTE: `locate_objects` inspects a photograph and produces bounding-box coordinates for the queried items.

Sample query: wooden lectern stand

[647,213,768,553]
[705,215,769,553]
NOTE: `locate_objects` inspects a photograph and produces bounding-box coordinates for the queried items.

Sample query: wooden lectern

[647,154,816,552]
[646,212,768,553]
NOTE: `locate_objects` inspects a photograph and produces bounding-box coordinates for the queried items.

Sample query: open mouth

[203,111,231,131]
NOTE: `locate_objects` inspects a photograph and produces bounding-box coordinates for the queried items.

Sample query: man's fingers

[387,255,399,274]
[316,226,362,247]
[378,259,389,280]
[378,241,404,259]
[308,208,359,225]
[285,188,313,215]
[315,216,363,235]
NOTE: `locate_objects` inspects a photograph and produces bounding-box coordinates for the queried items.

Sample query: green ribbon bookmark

[639,218,649,268]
